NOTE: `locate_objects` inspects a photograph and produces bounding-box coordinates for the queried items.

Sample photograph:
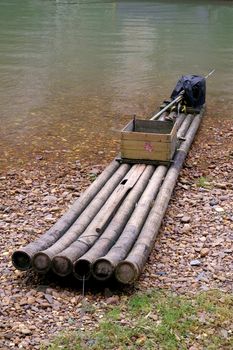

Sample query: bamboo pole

[115,110,204,284]
[175,113,186,129]
[73,165,155,280]
[91,165,167,281]
[95,164,146,234]
[51,164,147,276]
[12,159,120,271]
[90,112,187,280]
[31,164,130,273]
[177,114,193,139]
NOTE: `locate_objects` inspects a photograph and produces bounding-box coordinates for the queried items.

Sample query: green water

[0,0,233,169]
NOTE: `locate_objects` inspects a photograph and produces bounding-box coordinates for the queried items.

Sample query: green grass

[42,290,233,350]
[196,176,211,188]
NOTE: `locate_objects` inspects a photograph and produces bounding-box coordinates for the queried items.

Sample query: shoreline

[0,113,232,349]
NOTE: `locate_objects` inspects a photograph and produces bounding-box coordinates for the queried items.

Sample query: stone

[106,296,120,305]
[4,332,15,339]
[220,329,228,338]
[196,272,208,282]
[200,248,209,257]
[27,296,36,305]
[20,327,31,335]
[43,195,57,203]
[214,207,225,213]
[209,198,219,206]
[213,238,224,246]
[215,183,227,189]
[183,224,191,232]
[181,215,191,223]
[190,259,201,266]
[44,294,53,304]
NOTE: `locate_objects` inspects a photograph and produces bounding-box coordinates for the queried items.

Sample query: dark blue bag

[171,75,206,110]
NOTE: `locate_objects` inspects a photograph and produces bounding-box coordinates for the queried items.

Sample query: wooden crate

[120,119,178,162]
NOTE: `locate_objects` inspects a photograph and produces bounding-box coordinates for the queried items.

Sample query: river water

[0,0,233,169]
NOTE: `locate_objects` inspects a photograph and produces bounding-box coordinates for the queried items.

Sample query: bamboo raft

[12,105,204,285]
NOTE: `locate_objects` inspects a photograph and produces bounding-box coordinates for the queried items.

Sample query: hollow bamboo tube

[175,113,186,129]
[73,165,155,280]
[115,111,204,284]
[51,164,146,276]
[91,165,168,281]
[95,164,146,234]
[31,164,130,273]
[177,114,193,139]
[12,159,120,271]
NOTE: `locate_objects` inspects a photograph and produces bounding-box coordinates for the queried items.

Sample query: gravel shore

[0,115,232,349]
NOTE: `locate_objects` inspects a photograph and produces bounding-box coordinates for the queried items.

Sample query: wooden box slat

[120,119,177,162]
[121,140,171,152]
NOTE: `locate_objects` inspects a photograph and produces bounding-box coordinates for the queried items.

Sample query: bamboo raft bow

[12,72,214,285]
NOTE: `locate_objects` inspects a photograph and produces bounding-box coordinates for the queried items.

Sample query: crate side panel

[121,131,170,142]
[121,149,170,161]
[121,140,170,153]
[135,120,174,134]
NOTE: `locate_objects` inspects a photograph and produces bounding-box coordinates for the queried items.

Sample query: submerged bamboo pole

[73,165,155,280]
[12,160,121,271]
[91,164,167,281]
[31,164,130,273]
[115,111,204,284]
[51,164,147,276]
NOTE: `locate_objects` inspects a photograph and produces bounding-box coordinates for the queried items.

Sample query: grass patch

[42,290,233,350]
[196,176,211,188]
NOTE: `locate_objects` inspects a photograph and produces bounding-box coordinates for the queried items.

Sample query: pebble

[43,195,57,203]
[44,294,53,304]
[182,223,191,232]
[181,216,191,223]
[20,327,31,335]
[106,296,120,305]
[215,183,227,189]
[200,248,209,257]
[196,272,208,282]
[209,198,219,206]
[190,260,201,266]
[214,207,225,213]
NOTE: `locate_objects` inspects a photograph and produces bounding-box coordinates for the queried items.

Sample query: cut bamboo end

[32,252,51,274]
[12,250,31,271]
[73,259,91,280]
[92,258,115,281]
[115,261,139,284]
[52,256,73,277]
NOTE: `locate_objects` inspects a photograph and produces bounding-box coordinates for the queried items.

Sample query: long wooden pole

[91,164,167,281]
[12,160,120,271]
[115,110,204,284]
[73,165,155,280]
[31,164,130,273]
[51,164,147,276]
[177,114,193,139]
